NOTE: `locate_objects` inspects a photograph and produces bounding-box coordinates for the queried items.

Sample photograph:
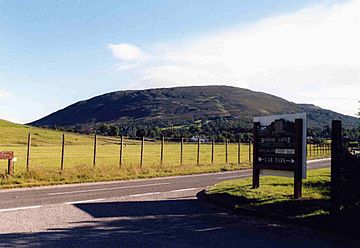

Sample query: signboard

[253,113,307,198]
[0,151,14,160]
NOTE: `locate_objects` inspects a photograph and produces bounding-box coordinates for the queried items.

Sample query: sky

[0,0,359,123]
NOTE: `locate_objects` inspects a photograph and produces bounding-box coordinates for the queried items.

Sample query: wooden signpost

[253,113,307,199]
[0,151,15,175]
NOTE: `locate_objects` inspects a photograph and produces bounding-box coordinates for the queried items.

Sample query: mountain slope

[30,86,358,129]
[0,119,94,146]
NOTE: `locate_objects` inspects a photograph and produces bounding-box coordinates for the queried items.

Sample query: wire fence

[0,133,331,174]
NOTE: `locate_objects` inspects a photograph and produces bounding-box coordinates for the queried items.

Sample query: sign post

[253,113,306,199]
[0,151,15,175]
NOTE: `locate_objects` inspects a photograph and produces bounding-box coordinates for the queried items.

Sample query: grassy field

[206,168,330,219]
[0,119,331,188]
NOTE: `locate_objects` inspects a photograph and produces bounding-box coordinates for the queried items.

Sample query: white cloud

[108,43,146,61]
[112,0,360,116]
[108,43,149,71]
[0,90,10,99]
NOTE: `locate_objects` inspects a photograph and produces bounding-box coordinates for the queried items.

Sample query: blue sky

[0,0,359,123]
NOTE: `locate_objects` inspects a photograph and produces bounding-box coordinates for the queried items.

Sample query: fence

[0,133,331,174]
[0,134,255,173]
[331,120,360,217]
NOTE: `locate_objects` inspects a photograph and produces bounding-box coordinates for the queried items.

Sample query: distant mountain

[30,86,358,130]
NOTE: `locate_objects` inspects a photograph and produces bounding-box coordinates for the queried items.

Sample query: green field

[0,119,330,188]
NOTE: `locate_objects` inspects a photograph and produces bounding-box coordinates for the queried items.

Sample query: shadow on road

[0,193,356,248]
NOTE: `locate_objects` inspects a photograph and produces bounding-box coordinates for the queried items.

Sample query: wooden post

[26,133,31,172]
[294,119,303,199]
[93,135,97,167]
[119,135,123,168]
[180,137,184,166]
[211,139,215,164]
[238,138,241,165]
[317,143,320,157]
[140,136,144,167]
[320,143,323,156]
[225,139,228,164]
[160,136,164,165]
[331,120,342,216]
[60,134,65,170]
[197,137,200,165]
[248,138,252,164]
[253,122,260,188]
[309,142,312,157]
[7,159,13,175]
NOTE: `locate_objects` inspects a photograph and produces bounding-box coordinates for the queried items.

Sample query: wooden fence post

[211,139,215,164]
[93,135,97,167]
[140,136,144,167]
[238,138,241,165]
[197,137,200,165]
[248,139,252,164]
[225,139,228,164]
[180,137,184,166]
[61,134,65,170]
[160,136,164,165]
[119,135,123,168]
[317,143,320,157]
[26,133,31,172]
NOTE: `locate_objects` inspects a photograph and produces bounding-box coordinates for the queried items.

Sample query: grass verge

[0,162,249,189]
[206,168,330,220]
[205,168,360,239]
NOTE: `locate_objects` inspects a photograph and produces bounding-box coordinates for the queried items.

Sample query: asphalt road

[0,158,358,247]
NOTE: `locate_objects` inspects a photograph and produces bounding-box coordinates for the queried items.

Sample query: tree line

[59,116,360,144]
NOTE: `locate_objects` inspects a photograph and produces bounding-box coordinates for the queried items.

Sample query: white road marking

[217,173,252,180]
[47,182,170,196]
[308,158,330,163]
[195,227,223,232]
[170,188,199,193]
[0,205,42,212]
[64,198,106,205]
[129,192,161,197]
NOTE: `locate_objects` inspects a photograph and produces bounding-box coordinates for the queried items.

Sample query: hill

[0,119,94,146]
[30,86,358,135]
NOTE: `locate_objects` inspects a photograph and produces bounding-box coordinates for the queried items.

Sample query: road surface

[0,158,358,247]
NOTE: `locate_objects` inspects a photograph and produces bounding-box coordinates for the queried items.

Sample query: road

[0,158,358,247]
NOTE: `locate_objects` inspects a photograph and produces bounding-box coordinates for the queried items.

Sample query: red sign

[0,151,14,160]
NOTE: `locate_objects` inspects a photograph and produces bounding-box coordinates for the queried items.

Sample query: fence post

[140,136,144,167]
[197,137,200,165]
[248,139,252,164]
[225,139,228,164]
[180,137,184,166]
[160,136,164,165]
[238,138,241,165]
[26,133,31,172]
[317,143,320,157]
[119,135,123,168]
[61,134,65,170]
[93,135,97,167]
[321,143,323,156]
[211,139,215,164]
